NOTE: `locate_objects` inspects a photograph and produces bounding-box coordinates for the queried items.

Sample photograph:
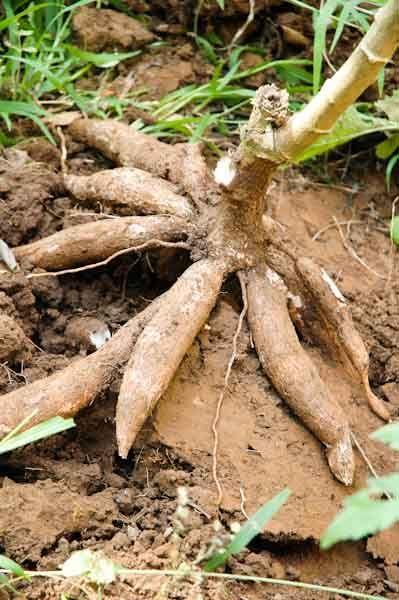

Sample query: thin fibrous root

[15,216,191,271]
[64,168,195,220]
[295,257,390,422]
[67,119,213,205]
[212,271,248,507]
[0,296,165,438]
[116,258,225,458]
[246,265,355,485]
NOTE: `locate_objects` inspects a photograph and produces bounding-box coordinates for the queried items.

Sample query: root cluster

[0,117,390,488]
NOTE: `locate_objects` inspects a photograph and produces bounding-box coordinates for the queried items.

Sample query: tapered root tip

[116,422,137,460]
[117,444,129,460]
[326,431,355,486]
[363,377,391,422]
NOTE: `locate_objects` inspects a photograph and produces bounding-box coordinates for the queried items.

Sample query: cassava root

[246,266,355,485]
[263,215,390,423]
[15,216,191,271]
[64,168,195,219]
[67,118,213,205]
[2,1,397,489]
[116,258,225,458]
[0,293,166,438]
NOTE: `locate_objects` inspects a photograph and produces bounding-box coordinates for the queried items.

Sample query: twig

[187,501,211,520]
[229,0,255,48]
[350,432,379,479]
[333,216,386,279]
[26,240,191,279]
[312,219,362,241]
[212,271,248,507]
[239,483,249,520]
[5,567,386,599]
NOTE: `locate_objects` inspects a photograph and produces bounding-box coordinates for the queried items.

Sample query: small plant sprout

[204,488,291,571]
[0,414,75,455]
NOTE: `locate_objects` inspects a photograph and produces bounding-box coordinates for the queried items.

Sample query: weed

[0,0,144,139]
[0,413,75,455]
[0,488,386,599]
[321,422,399,549]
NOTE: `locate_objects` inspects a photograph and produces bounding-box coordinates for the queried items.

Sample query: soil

[1,3,399,600]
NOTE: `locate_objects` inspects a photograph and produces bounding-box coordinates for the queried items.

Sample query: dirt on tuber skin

[0,104,391,485]
[117,258,225,458]
[15,215,191,271]
[246,265,355,485]
[64,168,195,219]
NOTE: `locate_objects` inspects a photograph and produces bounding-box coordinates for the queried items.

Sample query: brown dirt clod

[72,6,155,52]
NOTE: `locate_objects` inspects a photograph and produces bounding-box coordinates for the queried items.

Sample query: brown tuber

[15,216,191,271]
[64,168,195,219]
[1,0,398,490]
[117,258,225,457]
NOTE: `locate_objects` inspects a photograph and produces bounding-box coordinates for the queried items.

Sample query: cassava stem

[240,0,399,164]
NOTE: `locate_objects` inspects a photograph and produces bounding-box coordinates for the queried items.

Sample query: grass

[0,0,146,143]
[0,563,389,599]
[1,0,398,186]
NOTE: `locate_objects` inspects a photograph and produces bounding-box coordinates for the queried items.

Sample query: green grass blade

[0,556,28,580]
[0,2,53,32]
[204,489,291,571]
[391,213,399,244]
[65,45,141,68]
[371,422,399,450]
[313,0,339,93]
[0,416,75,455]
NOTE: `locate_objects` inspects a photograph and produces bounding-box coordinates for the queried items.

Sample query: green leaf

[0,416,75,455]
[386,154,399,193]
[204,488,290,572]
[376,91,399,122]
[61,550,121,584]
[313,0,339,93]
[371,422,399,450]
[0,555,28,579]
[297,105,399,162]
[216,0,225,8]
[367,473,399,498]
[195,36,219,66]
[65,45,141,68]
[375,134,399,159]
[320,498,399,549]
